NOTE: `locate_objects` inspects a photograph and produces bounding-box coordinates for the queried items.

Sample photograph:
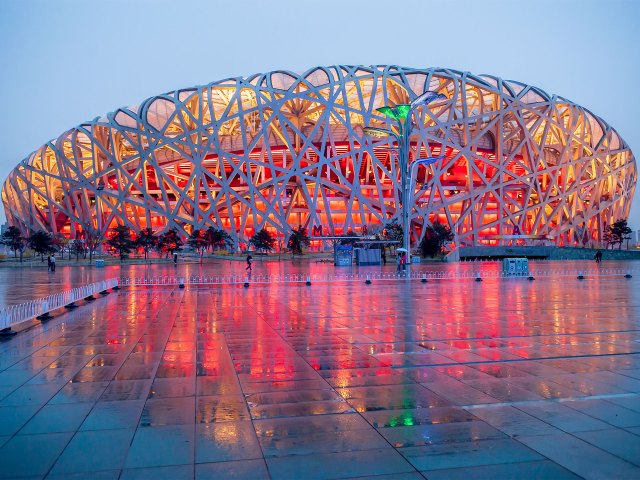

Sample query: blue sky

[1,0,638,227]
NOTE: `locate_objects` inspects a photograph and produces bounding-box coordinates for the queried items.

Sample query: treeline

[0,225,234,262]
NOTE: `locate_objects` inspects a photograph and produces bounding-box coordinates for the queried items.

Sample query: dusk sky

[1,0,638,227]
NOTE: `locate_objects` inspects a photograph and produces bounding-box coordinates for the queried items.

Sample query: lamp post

[364,91,445,267]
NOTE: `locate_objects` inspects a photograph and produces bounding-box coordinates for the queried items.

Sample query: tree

[339,228,359,246]
[287,226,310,257]
[608,219,632,250]
[52,234,68,260]
[136,227,158,260]
[0,226,25,262]
[84,227,104,262]
[419,221,454,258]
[382,222,403,251]
[28,230,54,261]
[188,229,208,258]
[69,239,86,260]
[157,227,184,258]
[107,225,135,260]
[204,226,233,252]
[249,228,276,253]
[602,228,613,249]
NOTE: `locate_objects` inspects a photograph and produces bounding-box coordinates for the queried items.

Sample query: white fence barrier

[118,268,637,288]
[0,278,119,333]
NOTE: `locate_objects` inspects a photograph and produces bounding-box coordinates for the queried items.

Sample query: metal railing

[118,268,637,288]
[0,278,119,332]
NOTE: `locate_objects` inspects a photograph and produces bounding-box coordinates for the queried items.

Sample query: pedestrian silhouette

[246,254,253,276]
[594,250,602,264]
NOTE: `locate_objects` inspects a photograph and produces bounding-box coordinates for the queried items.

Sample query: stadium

[2,65,636,250]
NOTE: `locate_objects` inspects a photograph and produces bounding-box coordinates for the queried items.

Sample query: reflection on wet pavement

[0,261,640,478]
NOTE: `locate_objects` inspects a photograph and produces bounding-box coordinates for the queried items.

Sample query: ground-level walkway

[1,274,639,479]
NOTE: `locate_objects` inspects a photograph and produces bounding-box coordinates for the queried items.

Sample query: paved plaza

[1,262,640,479]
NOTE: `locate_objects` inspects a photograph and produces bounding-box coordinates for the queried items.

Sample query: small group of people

[594,250,603,263]
[47,254,56,272]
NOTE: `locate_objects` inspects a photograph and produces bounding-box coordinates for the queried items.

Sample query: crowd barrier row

[119,267,637,288]
[0,278,119,334]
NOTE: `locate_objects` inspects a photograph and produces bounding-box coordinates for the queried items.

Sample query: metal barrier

[118,268,637,288]
[0,278,119,334]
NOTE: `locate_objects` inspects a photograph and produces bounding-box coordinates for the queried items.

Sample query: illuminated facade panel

[2,65,636,248]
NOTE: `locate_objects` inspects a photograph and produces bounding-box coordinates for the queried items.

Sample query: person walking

[396,252,402,273]
[246,254,253,275]
[381,248,386,266]
[594,250,602,264]
[50,254,56,272]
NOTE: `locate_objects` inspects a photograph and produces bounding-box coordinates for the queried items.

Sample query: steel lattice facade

[2,65,636,248]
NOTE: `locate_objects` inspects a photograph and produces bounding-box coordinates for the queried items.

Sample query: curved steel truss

[2,65,636,248]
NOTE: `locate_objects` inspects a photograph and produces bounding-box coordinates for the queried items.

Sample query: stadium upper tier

[2,65,636,248]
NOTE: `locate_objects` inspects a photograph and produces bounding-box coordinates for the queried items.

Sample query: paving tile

[248,388,344,406]
[196,395,251,423]
[516,432,640,479]
[361,406,476,429]
[379,420,507,448]
[46,470,121,480]
[250,399,354,419]
[47,381,110,404]
[0,382,62,407]
[347,474,425,480]
[338,384,449,412]
[139,396,195,426]
[266,448,415,480]
[608,395,640,413]
[0,431,73,478]
[240,378,332,394]
[259,423,388,457]
[625,426,640,436]
[120,464,194,480]
[49,428,135,474]
[462,378,544,402]
[195,421,262,463]
[517,401,612,432]
[196,375,240,396]
[124,424,195,469]
[254,413,373,440]
[80,400,145,431]
[563,398,640,428]
[195,459,270,479]
[574,428,640,466]
[19,402,94,434]
[114,365,156,381]
[419,378,500,406]
[400,437,543,471]
[72,366,119,383]
[99,379,153,401]
[26,366,82,385]
[0,404,41,436]
[0,368,36,387]
[586,371,640,392]
[466,404,558,437]
[422,459,581,479]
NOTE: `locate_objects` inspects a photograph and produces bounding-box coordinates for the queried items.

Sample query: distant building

[2,65,636,249]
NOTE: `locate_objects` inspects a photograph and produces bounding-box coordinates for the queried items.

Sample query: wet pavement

[0,261,640,479]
